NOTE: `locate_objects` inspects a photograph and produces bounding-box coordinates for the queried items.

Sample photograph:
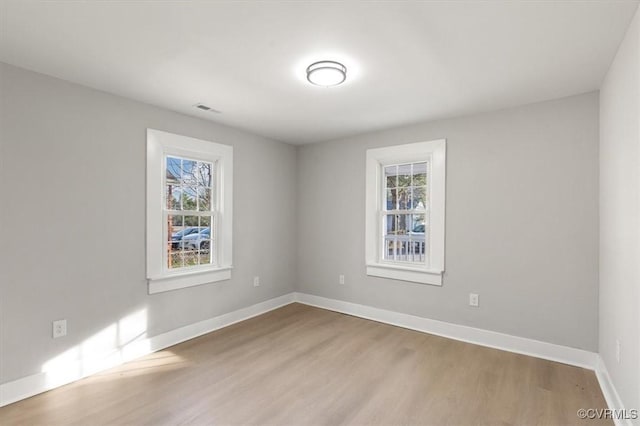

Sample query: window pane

[199,216,211,229]
[169,250,184,269]
[184,215,198,227]
[397,240,409,261]
[412,186,426,210]
[168,215,179,244]
[412,162,427,186]
[198,188,211,211]
[198,248,211,265]
[195,162,212,187]
[411,214,426,231]
[387,214,410,236]
[384,236,396,261]
[397,187,410,209]
[385,189,397,211]
[397,164,411,187]
[396,214,410,235]
[384,214,398,235]
[182,186,197,211]
[184,250,198,267]
[171,214,184,228]
[410,214,426,262]
[166,184,181,210]
[410,237,426,263]
[182,159,197,185]
[385,165,397,188]
[166,156,182,182]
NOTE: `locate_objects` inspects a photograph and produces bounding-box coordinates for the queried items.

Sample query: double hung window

[146,129,233,294]
[365,140,446,285]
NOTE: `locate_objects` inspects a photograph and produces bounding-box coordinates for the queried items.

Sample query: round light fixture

[306,61,347,87]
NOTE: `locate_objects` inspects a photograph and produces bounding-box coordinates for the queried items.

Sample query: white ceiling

[0,1,637,145]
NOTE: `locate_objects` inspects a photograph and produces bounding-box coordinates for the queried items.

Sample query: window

[146,129,233,294]
[365,140,446,285]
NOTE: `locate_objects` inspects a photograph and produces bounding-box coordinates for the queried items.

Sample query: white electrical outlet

[339,274,345,285]
[253,276,260,287]
[469,293,479,307]
[52,319,67,338]
[616,339,621,363]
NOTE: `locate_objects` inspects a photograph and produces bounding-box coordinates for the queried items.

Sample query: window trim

[146,129,233,294]
[365,139,446,286]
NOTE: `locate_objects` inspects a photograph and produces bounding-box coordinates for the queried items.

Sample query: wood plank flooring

[0,303,610,425]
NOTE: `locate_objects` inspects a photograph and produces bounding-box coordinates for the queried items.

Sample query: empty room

[0,1,639,425]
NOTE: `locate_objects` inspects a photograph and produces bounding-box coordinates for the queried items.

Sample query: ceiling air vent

[194,103,221,113]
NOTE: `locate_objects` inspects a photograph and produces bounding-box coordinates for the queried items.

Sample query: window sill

[148,266,232,294]
[366,263,443,286]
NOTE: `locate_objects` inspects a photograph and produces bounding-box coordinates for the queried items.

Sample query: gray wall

[0,63,297,384]
[599,6,640,415]
[0,61,603,389]
[297,92,600,351]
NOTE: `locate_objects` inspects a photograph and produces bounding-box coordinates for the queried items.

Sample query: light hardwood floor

[0,303,610,425]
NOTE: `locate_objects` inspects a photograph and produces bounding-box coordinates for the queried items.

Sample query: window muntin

[382,162,429,265]
[165,156,215,270]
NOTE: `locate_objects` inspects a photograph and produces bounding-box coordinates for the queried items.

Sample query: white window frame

[146,129,233,294]
[365,139,446,285]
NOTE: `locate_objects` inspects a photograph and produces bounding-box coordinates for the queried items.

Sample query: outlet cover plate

[53,319,67,338]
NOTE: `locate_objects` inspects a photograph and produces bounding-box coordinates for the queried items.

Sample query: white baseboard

[0,292,296,408]
[595,356,633,426]
[2,290,626,419]
[293,292,598,370]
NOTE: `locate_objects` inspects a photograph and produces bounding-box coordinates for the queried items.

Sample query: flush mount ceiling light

[306,61,347,87]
